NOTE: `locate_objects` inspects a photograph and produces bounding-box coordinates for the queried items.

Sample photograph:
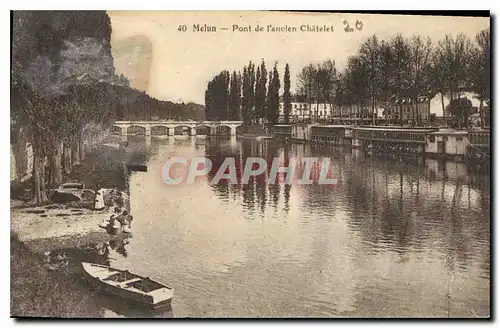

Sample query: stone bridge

[113,121,244,136]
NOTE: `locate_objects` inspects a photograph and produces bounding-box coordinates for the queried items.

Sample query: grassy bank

[11,234,101,318]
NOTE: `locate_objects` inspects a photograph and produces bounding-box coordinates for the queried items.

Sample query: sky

[108,11,489,104]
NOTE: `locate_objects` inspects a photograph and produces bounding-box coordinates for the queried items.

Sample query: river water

[81,136,490,318]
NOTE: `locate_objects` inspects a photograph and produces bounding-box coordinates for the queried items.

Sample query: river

[76,136,491,318]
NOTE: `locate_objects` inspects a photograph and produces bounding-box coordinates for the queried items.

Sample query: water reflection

[109,136,489,317]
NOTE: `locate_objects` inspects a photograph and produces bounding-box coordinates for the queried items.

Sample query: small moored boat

[81,262,174,309]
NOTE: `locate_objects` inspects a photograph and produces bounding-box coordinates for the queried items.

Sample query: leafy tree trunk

[31,144,48,204]
[48,141,63,187]
[63,144,73,174]
[72,140,81,166]
[441,92,447,126]
[13,130,28,181]
[78,133,85,161]
[372,96,376,125]
[412,97,419,125]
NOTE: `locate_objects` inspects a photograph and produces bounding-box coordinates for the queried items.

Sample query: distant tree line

[296,30,490,127]
[11,11,202,204]
[206,30,489,128]
[204,59,290,126]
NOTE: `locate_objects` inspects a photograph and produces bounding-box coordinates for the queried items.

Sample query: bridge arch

[196,124,212,135]
[218,124,243,135]
[215,125,232,136]
[128,125,146,136]
[173,125,193,136]
[151,125,169,136]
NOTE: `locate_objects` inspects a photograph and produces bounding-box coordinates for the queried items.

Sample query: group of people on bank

[94,184,133,234]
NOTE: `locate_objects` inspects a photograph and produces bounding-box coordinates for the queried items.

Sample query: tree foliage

[205,59,283,126]
[204,29,490,128]
[266,63,280,125]
[283,63,291,124]
[11,11,202,203]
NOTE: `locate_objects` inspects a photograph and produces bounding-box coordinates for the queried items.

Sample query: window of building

[429,135,435,143]
[456,136,463,141]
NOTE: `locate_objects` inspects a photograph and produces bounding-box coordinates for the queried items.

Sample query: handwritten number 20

[343,20,363,32]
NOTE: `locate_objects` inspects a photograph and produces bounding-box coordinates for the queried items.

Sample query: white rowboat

[81,262,174,309]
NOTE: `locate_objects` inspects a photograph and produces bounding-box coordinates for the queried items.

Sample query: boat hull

[82,263,173,310]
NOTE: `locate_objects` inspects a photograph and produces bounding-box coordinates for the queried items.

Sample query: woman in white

[94,184,105,211]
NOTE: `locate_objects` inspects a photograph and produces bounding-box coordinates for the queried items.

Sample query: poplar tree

[255,59,267,125]
[248,62,256,123]
[283,63,291,124]
[255,65,261,124]
[266,63,280,124]
[241,65,250,123]
[229,71,238,120]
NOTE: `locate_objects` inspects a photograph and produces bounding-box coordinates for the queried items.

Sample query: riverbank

[11,133,132,247]
[10,132,139,317]
[11,189,129,253]
[11,233,102,317]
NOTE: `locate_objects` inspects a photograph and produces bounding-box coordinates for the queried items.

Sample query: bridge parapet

[113,120,243,136]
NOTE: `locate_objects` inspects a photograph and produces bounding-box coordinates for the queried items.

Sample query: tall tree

[430,47,449,125]
[235,71,242,120]
[241,64,255,124]
[241,65,249,123]
[297,63,317,120]
[470,28,490,127]
[254,65,261,123]
[254,59,267,125]
[228,70,240,120]
[248,62,256,123]
[222,70,230,120]
[266,70,273,124]
[205,81,215,120]
[266,62,280,125]
[389,34,411,124]
[359,35,381,124]
[432,33,474,126]
[377,40,394,120]
[407,35,433,125]
[343,56,369,119]
[435,34,474,102]
[283,63,291,124]
[316,60,338,120]
[12,11,116,203]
